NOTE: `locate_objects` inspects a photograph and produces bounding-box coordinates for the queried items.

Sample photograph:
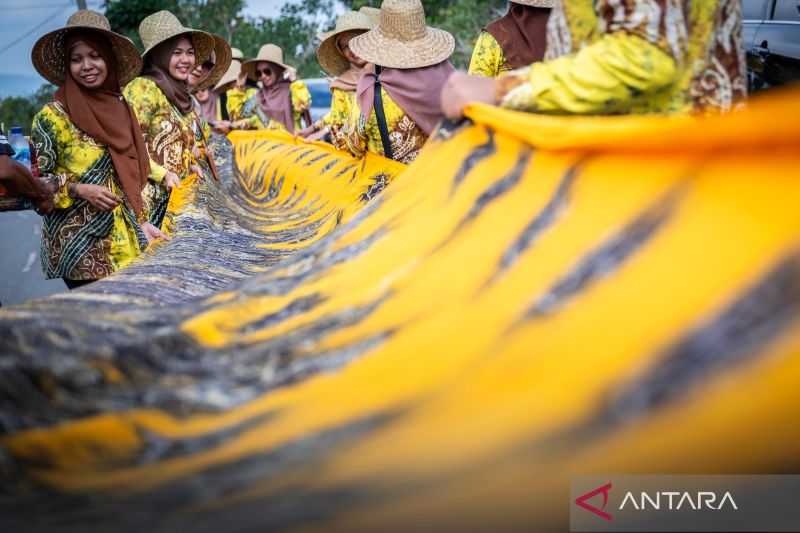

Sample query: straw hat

[231,47,244,61]
[241,44,292,81]
[512,0,555,7]
[139,10,214,65]
[194,34,233,91]
[212,59,241,93]
[317,11,375,75]
[359,7,382,26]
[349,0,454,70]
[31,10,142,87]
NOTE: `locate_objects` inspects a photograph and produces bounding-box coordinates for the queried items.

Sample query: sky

[0,0,291,79]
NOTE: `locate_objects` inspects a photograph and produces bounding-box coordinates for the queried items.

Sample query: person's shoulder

[125,76,159,95]
[34,102,66,124]
[290,80,308,91]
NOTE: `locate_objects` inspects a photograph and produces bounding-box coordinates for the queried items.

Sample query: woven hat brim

[142,29,215,69]
[317,28,370,75]
[241,58,291,82]
[349,27,455,70]
[32,27,143,87]
[512,0,555,7]
[213,59,241,92]
[194,34,232,92]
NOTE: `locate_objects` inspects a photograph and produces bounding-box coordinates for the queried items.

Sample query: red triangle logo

[575,482,613,521]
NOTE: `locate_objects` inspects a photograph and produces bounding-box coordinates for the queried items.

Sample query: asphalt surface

[0,210,67,306]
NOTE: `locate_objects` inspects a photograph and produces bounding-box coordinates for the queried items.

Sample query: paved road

[0,210,67,306]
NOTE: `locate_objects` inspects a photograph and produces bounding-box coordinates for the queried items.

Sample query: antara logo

[575,482,613,521]
[620,491,738,510]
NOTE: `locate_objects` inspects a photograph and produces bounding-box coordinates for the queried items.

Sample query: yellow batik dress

[344,88,427,165]
[313,87,356,151]
[31,101,146,281]
[231,81,312,132]
[496,0,747,114]
[124,77,197,227]
[468,31,511,78]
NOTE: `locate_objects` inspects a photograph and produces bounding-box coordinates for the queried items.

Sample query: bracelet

[67,183,78,199]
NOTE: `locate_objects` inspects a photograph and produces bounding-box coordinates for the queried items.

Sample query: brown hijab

[485,3,550,69]
[142,35,195,114]
[54,31,149,216]
[356,60,455,136]
[256,62,295,133]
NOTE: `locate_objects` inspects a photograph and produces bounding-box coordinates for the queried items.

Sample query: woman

[468,0,552,78]
[198,59,242,135]
[346,0,455,164]
[123,10,214,228]
[30,10,166,288]
[297,11,374,149]
[232,44,312,133]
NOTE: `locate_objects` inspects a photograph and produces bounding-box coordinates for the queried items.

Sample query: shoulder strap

[220,93,229,121]
[373,66,394,160]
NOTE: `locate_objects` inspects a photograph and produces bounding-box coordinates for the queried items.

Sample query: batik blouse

[344,88,426,165]
[228,81,312,131]
[314,87,356,151]
[31,102,145,281]
[124,77,197,226]
[468,31,511,78]
[496,0,747,114]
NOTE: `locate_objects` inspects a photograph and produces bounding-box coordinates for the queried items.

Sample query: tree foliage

[0,84,56,135]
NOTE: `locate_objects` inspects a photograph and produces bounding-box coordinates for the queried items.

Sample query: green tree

[0,84,56,135]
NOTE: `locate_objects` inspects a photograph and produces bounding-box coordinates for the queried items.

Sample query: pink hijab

[356,60,455,136]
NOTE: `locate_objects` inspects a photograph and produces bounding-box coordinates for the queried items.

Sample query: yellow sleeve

[290,81,311,113]
[226,87,247,121]
[30,106,72,208]
[496,33,678,114]
[324,88,351,129]
[468,31,506,78]
[124,78,169,181]
[344,106,368,159]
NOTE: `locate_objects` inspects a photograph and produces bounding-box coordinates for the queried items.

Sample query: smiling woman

[122,10,214,229]
[29,10,165,288]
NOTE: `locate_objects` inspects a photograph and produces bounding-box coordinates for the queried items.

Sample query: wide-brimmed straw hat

[194,34,233,91]
[317,11,375,75]
[359,7,382,25]
[349,0,454,69]
[241,44,292,81]
[512,0,555,7]
[139,10,214,65]
[212,59,241,92]
[31,10,142,87]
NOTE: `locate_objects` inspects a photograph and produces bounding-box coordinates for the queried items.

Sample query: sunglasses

[202,60,215,71]
[255,67,275,77]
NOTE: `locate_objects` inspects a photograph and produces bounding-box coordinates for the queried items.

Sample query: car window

[743,0,766,19]
[772,0,800,21]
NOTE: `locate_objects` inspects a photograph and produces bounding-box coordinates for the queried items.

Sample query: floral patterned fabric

[468,31,510,78]
[317,88,356,151]
[496,0,747,114]
[31,102,145,281]
[230,81,312,132]
[344,88,427,165]
[124,77,197,227]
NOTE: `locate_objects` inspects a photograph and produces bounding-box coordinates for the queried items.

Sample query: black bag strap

[373,66,394,160]
[220,92,229,121]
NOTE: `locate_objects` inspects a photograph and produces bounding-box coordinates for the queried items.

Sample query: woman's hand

[296,125,316,138]
[440,71,499,120]
[212,120,231,134]
[164,171,182,191]
[283,66,297,82]
[74,183,122,211]
[236,71,248,89]
[140,221,171,243]
[189,164,203,176]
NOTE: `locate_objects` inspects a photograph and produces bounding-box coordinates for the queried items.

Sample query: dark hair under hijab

[53,30,149,217]
[141,34,195,114]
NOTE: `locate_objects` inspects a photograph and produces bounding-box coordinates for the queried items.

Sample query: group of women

[27,0,550,289]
